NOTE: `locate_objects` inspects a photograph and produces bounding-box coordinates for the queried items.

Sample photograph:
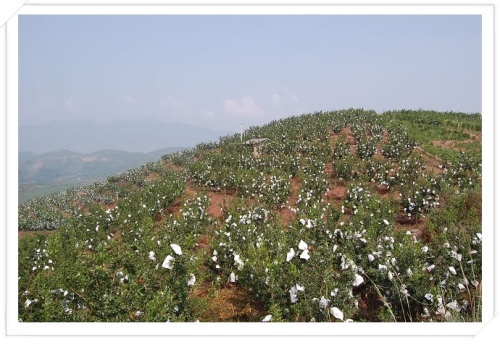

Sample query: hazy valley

[18,147,187,203]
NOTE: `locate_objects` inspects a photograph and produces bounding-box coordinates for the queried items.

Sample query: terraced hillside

[18,109,482,322]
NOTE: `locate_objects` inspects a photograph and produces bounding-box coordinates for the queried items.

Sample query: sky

[18,15,482,133]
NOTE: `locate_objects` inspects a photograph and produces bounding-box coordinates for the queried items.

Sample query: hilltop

[18,109,482,323]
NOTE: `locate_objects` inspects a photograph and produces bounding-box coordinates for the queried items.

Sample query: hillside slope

[18,109,482,323]
[18,147,187,203]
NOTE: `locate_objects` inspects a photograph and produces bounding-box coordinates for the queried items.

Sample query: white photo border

[3,0,496,339]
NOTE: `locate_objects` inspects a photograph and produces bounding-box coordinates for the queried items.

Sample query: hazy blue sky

[19,15,481,132]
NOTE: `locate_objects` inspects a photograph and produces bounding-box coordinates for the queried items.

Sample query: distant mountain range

[18,147,187,203]
[19,118,230,154]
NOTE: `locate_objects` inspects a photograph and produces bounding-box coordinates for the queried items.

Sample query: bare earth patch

[374,143,384,160]
[323,184,347,203]
[341,126,357,145]
[329,126,357,146]
[415,147,444,175]
[207,192,236,220]
[280,206,297,227]
[184,181,199,197]
[430,130,481,152]
[382,130,390,144]
[145,172,161,181]
[431,140,460,151]
[195,234,211,252]
[193,283,268,322]
[324,162,334,176]
[162,160,184,172]
[280,177,302,226]
[349,145,357,155]
[18,230,55,239]
[165,197,182,217]
[355,288,385,322]
[395,216,431,242]
[290,176,301,193]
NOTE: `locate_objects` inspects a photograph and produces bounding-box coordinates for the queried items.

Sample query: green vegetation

[18,147,187,204]
[18,109,482,323]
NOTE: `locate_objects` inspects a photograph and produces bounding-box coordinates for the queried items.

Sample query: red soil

[395,216,431,242]
[374,144,384,160]
[162,160,184,172]
[324,185,347,202]
[144,172,160,181]
[207,192,236,220]
[341,126,357,145]
[195,234,211,252]
[18,230,54,239]
[324,162,334,176]
[279,177,301,226]
[192,283,268,322]
[280,207,297,227]
[290,177,301,193]
[382,130,390,144]
[414,147,444,175]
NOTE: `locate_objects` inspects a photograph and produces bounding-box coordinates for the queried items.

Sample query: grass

[456,142,481,155]
[421,144,462,162]
[401,120,472,144]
